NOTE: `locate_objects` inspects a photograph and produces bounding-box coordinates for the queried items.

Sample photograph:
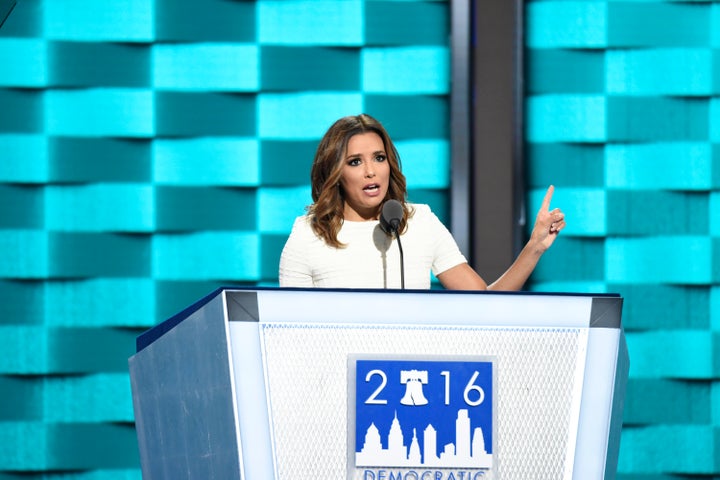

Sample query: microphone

[380,200,405,289]
[380,199,403,234]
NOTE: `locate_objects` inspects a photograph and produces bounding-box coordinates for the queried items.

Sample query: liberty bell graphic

[400,369,429,406]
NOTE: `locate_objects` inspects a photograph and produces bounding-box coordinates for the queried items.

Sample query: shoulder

[407,203,438,223]
[404,203,449,236]
[408,203,432,216]
[286,214,319,242]
[290,214,313,231]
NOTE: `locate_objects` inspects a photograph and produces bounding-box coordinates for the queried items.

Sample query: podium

[128,287,628,479]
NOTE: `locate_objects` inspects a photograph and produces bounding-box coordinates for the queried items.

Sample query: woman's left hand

[530,185,566,252]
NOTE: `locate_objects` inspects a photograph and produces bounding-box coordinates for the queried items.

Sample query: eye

[375,154,387,162]
[347,157,361,166]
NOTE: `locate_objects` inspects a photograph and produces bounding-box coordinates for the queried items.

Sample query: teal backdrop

[0,0,718,478]
[524,1,720,478]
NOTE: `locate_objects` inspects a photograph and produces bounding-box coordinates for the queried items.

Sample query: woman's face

[339,131,391,221]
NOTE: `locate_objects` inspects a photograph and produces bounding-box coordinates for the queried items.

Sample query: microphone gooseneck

[380,200,405,289]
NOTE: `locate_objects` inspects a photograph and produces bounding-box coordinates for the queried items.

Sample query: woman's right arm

[278,219,315,287]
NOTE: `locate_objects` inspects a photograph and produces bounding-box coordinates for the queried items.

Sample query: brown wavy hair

[308,114,412,248]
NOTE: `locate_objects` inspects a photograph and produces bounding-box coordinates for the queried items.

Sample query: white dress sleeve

[422,206,467,276]
[278,216,315,287]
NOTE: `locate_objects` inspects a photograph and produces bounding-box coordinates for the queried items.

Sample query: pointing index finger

[540,185,555,212]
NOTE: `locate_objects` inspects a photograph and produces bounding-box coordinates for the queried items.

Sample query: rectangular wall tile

[257,0,363,46]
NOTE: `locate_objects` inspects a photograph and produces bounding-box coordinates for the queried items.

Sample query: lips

[362,183,383,197]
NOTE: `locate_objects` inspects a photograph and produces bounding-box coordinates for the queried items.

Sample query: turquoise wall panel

[365,1,448,46]
[606,142,716,189]
[0,185,44,228]
[615,284,711,330]
[0,38,47,86]
[260,233,290,281]
[152,138,260,186]
[154,186,256,231]
[711,192,720,236]
[0,135,49,182]
[0,421,48,468]
[528,237,606,282]
[526,143,605,187]
[44,185,154,232]
[152,232,260,280]
[154,92,256,136]
[49,42,149,87]
[607,190,709,236]
[0,280,45,325]
[0,89,43,132]
[257,0,363,46]
[395,139,449,189]
[362,47,449,93]
[261,46,360,91]
[527,280,608,294]
[45,279,155,327]
[619,425,720,474]
[626,331,718,379]
[44,0,153,42]
[50,138,151,183]
[526,49,605,94]
[44,423,139,470]
[364,94,449,139]
[526,94,606,142]
[0,375,42,420]
[257,186,312,233]
[526,1,607,48]
[0,326,48,374]
[711,98,720,141]
[606,96,709,141]
[258,93,363,139]
[606,48,715,95]
[607,2,711,47]
[49,233,150,278]
[624,379,711,425]
[606,236,714,284]
[259,140,317,185]
[45,89,154,137]
[0,230,48,278]
[713,287,720,332]
[47,327,138,373]
[152,44,259,91]
[715,49,720,94]
[154,0,256,42]
[43,373,134,422]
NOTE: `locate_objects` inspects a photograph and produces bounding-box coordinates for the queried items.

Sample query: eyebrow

[345,150,386,160]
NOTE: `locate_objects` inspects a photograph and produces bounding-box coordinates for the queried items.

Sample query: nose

[365,163,375,178]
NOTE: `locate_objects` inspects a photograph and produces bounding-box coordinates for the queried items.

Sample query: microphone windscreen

[380,199,403,234]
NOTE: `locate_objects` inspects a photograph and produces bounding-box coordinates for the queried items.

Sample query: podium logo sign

[349,357,495,479]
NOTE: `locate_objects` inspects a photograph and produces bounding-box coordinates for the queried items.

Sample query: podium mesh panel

[260,324,587,480]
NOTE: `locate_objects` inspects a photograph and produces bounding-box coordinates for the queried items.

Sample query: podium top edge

[135,287,622,354]
[227,286,622,298]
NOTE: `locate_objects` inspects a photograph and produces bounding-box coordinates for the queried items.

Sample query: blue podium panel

[129,288,628,480]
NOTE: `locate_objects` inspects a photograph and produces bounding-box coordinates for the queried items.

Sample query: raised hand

[530,185,566,252]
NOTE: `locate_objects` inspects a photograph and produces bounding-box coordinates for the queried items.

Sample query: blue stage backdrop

[524,1,720,478]
[0,0,718,478]
[0,0,452,477]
